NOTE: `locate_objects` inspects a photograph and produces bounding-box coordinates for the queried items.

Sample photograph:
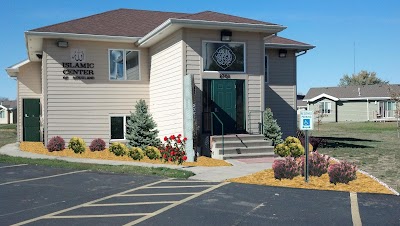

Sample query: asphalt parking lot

[1,163,399,226]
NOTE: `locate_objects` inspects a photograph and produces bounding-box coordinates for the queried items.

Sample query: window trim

[108,49,141,81]
[109,114,130,141]
[202,40,246,73]
[320,101,332,114]
[0,110,5,118]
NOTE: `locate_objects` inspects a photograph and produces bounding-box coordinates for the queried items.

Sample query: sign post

[299,111,314,183]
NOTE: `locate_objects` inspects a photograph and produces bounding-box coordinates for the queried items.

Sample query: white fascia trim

[137,18,286,46]
[340,97,391,101]
[5,59,30,77]
[309,93,339,102]
[0,105,7,110]
[265,43,315,50]
[25,31,141,42]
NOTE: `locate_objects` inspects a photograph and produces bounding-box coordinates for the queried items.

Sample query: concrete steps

[210,134,275,160]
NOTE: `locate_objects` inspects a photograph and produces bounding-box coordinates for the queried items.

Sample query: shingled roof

[304,84,400,101]
[265,35,314,50]
[31,8,277,37]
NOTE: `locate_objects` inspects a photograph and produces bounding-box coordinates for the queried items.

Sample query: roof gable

[180,11,276,25]
[304,84,400,101]
[31,9,277,38]
[32,9,189,37]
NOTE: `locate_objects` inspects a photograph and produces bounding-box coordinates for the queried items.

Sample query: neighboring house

[5,9,314,153]
[0,100,17,124]
[304,84,400,122]
[296,94,307,114]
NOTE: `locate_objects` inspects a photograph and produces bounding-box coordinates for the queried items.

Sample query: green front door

[212,80,237,134]
[23,99,40,141]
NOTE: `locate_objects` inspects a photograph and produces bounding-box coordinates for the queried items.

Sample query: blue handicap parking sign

[303,119,311,127]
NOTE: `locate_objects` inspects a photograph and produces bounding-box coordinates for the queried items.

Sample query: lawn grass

[0,124,17,148]
[312,121,399,191]
[0,154,194,179]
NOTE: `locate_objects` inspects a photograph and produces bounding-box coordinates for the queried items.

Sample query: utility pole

[353,41,356,75]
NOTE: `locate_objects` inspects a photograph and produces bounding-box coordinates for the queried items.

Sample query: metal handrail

[211,112,224,155]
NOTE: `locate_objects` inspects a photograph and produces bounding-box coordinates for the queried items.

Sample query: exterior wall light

[221,30,232,42]
[279,49,287,58]
[57,40,69,48]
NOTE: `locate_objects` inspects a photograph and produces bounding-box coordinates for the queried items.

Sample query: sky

[1,0,399,99]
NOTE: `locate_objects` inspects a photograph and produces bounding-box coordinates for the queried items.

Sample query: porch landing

[210,134,275,160]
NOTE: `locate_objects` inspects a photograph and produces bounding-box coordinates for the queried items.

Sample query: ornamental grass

[20,142,231,167]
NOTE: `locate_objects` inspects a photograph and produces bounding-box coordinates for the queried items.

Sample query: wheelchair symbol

[303,119,310,127]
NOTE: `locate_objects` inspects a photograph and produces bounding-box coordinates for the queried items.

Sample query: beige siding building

[6,9,314,159]
[304,85,400,122]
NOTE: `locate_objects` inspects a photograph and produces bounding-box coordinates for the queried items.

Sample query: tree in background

[338,70,388,87]
[126,99,161,149]
[263,108,283,145]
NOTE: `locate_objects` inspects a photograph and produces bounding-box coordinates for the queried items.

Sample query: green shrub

[128,147,144,161]
[68,137,86,154]
[263,108,283,145]
[109,142,127,156]
[274,136,305,158]
[144,146,161,160]
[126,100,161,149]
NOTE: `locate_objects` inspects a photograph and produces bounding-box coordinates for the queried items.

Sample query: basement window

[110,115,130,140]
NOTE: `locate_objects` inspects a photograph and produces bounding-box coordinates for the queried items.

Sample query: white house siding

[184,29,266,134]
[17,62,42,141]
[308,98,337,122]
[0,108,9,124]
[265,49,297,137]
[149,30,184,139]
[44,39,149,145]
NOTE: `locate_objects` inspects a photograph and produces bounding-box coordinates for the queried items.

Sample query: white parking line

[148,185,213,188]
[0,164,28,169]
[350,192,362,226]
[0,170,88,186]
[123,182,230,226]
[48,213,149,219]
[12,179,172,226]
[118,193,197,197]
[87,201,177,207]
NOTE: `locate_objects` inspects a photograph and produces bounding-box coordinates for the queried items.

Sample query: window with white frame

[203,41,245,72]
[110,115,130,140]
[320,102,332,114]
[109,49,140,80]
[0,111,4,118]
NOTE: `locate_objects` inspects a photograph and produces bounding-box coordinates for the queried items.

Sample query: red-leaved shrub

[328,161,357,184]
[272,157,301,180]
[300,151,330,177]
[89,138,106,151]
[47,136,65,152]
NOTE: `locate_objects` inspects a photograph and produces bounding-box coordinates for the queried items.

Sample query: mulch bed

[19,142,232,167]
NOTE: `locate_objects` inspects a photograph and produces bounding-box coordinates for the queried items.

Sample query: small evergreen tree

[263,108,283,145]
[126,99,161,149]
